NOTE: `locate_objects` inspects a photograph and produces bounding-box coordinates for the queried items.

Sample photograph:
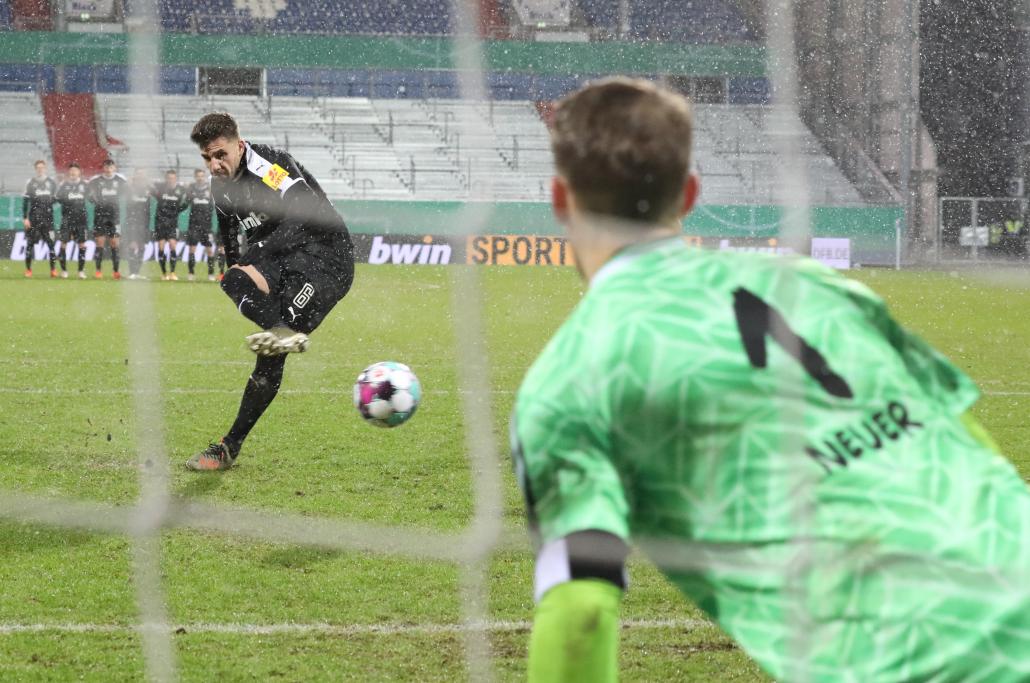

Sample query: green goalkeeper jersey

[512,237,1030,682]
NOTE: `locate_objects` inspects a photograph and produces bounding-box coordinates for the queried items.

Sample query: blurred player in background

[22,159,57,278]
[55,162,90,279]
[152,169,187,281]
[185,112,354,471]
[512,78,1030,683]
[185,168,217,281]
[87,159,127,280]
[125,169,153,280]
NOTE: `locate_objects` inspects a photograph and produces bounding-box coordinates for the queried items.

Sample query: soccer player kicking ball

[512,78,1030,683]
[186,113,355,471]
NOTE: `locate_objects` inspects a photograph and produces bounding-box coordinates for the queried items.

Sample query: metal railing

[937,196,1028,263]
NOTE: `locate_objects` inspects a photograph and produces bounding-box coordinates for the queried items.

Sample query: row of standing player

[21,158,227,281]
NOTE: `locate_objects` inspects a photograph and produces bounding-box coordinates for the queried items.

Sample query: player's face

[166,173,177,187]
[68,167,81,181]
[103,163,116,177]
[200,137,245,179]
[34,163,46,177]
[194,170,206,185]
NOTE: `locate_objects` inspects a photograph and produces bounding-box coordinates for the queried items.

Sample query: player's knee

[220,266,252,300]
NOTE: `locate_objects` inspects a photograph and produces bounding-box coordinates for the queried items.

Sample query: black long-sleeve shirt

[87,173,128,224]
[151,182,189,229]
[212,142,351,267]
[23,176,57,224]
[56,179,89,230]
[186,181,215,233]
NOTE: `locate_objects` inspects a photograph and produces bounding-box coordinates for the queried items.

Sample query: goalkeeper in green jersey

[511,78,1030,682]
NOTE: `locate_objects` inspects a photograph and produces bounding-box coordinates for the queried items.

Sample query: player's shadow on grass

[0,522,94,556]
[175,473,225,498]
[260,546,340,572]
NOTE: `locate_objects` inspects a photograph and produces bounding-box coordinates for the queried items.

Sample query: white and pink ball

[354,361,422,427]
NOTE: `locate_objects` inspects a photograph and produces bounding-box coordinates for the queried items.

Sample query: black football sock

[217,252,225,274]
[220,267,283,329]
[78,248,86,272]
[59,249,67,271]
[207,256,215,276]
[170,252,177,273]
[94,247,103,272]
[188,253,195,275]
[24,253,31,271]
[46,238,56,270]
[158,254,166,274]
[111,246,119,273]
[225,354,287,449]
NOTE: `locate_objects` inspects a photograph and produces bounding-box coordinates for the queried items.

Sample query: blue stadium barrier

[728,76,770,105]
[0,1,12,31]
[160,67,197,95]
[0,64,54,92]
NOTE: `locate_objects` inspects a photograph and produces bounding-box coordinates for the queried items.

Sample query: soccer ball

[354,361,422,428]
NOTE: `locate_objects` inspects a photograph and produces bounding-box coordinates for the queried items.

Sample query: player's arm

[245,158,336,259]
[216,208,240,267]
[528,531,628,683]
[22,180,31,226]
[512,389,631,683]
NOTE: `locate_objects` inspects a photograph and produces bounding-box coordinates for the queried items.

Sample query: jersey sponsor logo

[262,164,289,191]
[102,189,118,196]
[467,235,575,266]
[240,212,267,230]
[368,235,452,265]
[292,283,314,309]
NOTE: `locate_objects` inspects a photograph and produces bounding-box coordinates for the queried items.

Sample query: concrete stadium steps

[92,94,864,205]
[0,93,53,194]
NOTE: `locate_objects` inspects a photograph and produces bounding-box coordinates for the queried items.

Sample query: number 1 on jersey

[732,288,854,399]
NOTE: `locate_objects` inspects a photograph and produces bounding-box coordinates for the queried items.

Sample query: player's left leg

[168,238,179,280]
[206,238,216,281]
[94,233,107,278]
[109,234,121,280]
[186,234,198,281]
[76,238,87,278]
[24,230,35,276]
[44,228,57,277]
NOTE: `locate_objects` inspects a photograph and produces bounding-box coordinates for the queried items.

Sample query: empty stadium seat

[158,0,454,35]
[90,93,864,206]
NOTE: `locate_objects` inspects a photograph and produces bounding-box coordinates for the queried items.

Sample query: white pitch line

[0,387,516,396]
[0,386,1025,398]
[0,618,708,637]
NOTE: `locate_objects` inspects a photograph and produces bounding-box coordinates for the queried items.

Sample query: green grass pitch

[0,258,1028,681]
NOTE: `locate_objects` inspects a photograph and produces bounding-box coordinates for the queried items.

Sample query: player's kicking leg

[186,244,354,471]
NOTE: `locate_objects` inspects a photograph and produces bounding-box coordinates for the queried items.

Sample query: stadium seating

[0,92,54,194]
[157,0,454,35]
[578,0,754,43]
[93,94,863,205]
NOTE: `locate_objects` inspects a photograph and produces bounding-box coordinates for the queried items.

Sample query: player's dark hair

[68,162,80,169]
[34,159,45,166]
[102,158,115,166]
[166,169,177,175]
[551,77,693,225]
[191,113,240,147]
